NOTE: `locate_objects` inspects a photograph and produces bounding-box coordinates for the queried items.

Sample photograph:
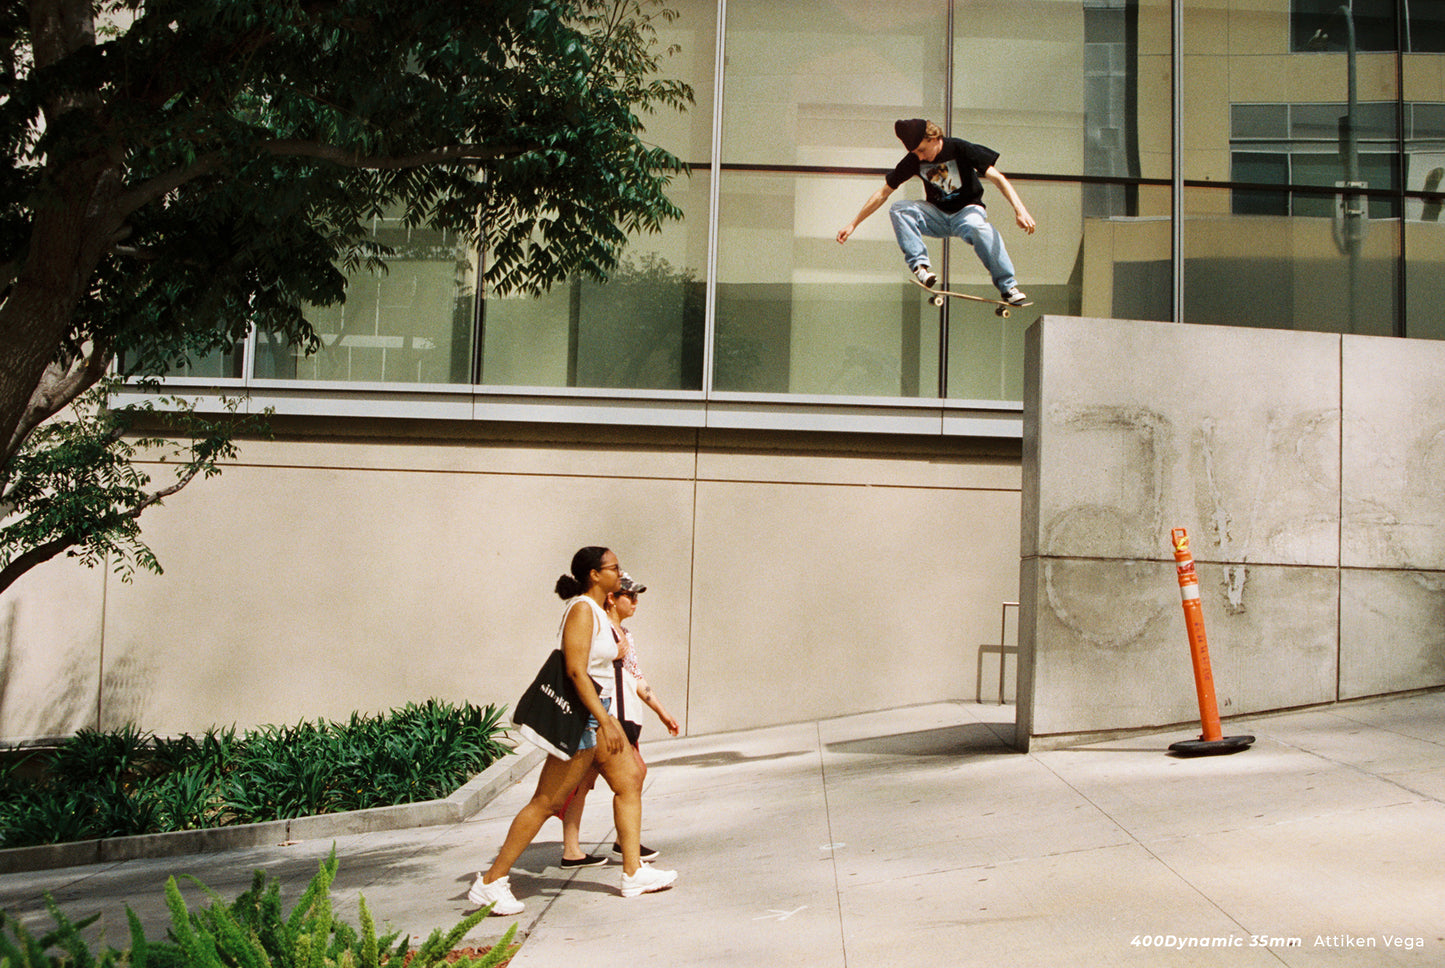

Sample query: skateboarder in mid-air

[836,118,1036,306]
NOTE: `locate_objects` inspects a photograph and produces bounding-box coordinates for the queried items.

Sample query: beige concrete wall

[1019,316,1445,750]
[0,558,105,741]
[0,423,1022,744]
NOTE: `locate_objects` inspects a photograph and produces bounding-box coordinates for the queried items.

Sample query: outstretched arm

[984,166,1036,234]
[837,182,896,243]
[635,675,680,735]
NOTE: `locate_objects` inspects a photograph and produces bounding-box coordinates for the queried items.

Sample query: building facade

[3,0,1444,744]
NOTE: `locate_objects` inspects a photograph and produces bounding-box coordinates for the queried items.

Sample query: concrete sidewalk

[2,694,1444,966]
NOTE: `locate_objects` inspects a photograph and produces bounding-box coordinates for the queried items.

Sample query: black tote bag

[511,649,589,759]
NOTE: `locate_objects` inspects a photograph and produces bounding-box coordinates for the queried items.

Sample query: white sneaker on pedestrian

[912,264,938,288]
[620,864,678,897]
[467,874,524,915]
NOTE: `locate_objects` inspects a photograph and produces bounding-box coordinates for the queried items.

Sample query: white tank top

[561,595,617,700]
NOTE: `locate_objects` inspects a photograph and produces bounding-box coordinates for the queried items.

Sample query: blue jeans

[577,696,611,752]
[889,200,1017,295]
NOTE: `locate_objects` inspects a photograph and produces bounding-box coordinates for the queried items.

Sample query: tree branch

[115,139,522,219]
[113,153,225,218]
[257,139,524,169]
[0,447,204,597]
[128,457,205,515]
[4,339,113,462]
[0,533,78,597]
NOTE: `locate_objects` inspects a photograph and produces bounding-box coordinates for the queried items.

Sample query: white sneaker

[1003,286,1028,305]
[912,264,938,288]
[467,874,524,915]
[620,863,678,898]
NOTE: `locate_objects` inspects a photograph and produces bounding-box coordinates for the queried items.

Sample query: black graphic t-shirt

[885,138,1000,214]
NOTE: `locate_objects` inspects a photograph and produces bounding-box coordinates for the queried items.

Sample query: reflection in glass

[475,0,713,391]
[164,344,243,380]
[255,216,476,384]
[1403,17,1445,338]
[721,0,947,168]
[1229,102,1403,218]
[1184,185,1398,337]
[480,176,710,391]
[198,1,1445,405]
[950,0,1084,177]
[715,170,941,397]
[481,253,706,391]
[1291,1,1445,54]
[1405,221,1445,339]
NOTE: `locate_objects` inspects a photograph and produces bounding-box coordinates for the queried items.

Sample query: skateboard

[912,277,1033,317]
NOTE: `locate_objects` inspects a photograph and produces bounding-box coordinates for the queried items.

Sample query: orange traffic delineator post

[1167,528,1254,757]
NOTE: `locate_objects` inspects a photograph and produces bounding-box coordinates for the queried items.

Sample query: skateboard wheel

[931,295,944,307]
[998,307,1010,318]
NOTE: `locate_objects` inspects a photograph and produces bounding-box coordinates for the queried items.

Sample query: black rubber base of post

[1167,734,1255,757]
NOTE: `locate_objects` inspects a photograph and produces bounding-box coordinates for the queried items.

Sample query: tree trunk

[1,0,118,461]
[0,166,122,462]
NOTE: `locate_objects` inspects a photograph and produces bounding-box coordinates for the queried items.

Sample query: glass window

[1085,0,1131,189]
[254,214,476,384]
[158,343,244,380]
[475,0,715,392]
[721,0,948,169]
[1403,13,1445,338]
[1233,103,1289,140]
[1185,184,1399,337]
[947,1,1086,175]
[479,176,711,390]
[1078,182,1173,325]
[1292,1,1445,54]
[1228,100,1415,218]
[714,170,937,397]
[1232,152,1292,215]
[1081,0,1159,216]
[1184,2,1405,184]
[711,0,950,397]
[1405,219,1445,339]
[947,177,1110,400]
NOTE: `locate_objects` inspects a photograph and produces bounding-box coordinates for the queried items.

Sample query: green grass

[0,700,511,848]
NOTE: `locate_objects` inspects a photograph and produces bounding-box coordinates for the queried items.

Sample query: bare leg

[594,735,644,875]
[483,751,596,884]
[560,766,599,861]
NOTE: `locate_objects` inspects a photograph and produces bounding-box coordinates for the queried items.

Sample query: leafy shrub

[1,786,98,846]
[0,700,510,848]
[47,724,152,789]
[0,851,518,968]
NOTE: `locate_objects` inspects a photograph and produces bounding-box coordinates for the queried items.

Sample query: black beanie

[895,118,928,151]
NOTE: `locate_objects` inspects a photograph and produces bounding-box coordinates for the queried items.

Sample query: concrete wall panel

[96,458,701,737]
[2,424,1021,744]
[1022,316,1445,748]
[0,559,105,740]
[687,475,1020,734]
[1020,556,1337,741]
[1343,335,1445,571]
[1025,316,1340,566]
[1340,569,1445,700]
[1022,557,1187,737]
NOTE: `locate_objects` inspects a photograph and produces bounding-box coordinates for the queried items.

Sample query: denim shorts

[577,696,611,752]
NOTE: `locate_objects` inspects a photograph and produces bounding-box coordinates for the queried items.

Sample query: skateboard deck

[912,277,1032,317]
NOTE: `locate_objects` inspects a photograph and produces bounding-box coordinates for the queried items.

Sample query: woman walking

[558,571,679,867]
[468,547,677,914]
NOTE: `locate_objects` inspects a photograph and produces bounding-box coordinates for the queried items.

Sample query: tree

[0,0,693,594]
